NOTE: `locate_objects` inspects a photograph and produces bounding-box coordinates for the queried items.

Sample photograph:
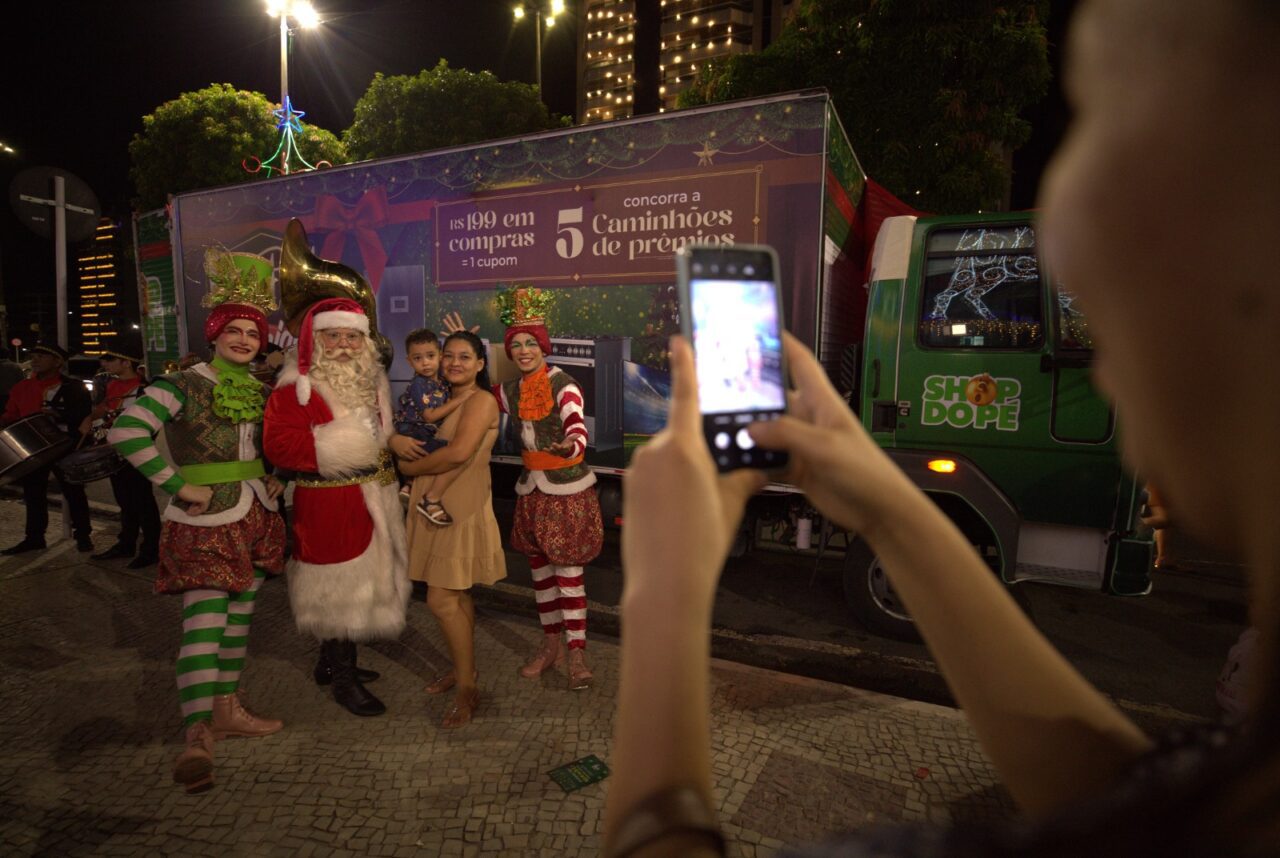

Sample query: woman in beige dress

[400,331,506,728]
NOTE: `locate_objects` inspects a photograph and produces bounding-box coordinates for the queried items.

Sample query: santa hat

[205,303,269,355]
[502,322,552,359]
[294,297,370,405]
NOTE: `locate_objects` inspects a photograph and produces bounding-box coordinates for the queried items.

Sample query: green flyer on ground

[548,755,610,793]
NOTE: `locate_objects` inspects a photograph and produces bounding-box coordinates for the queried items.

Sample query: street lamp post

[513,0,565,101]
[265,0,321,175]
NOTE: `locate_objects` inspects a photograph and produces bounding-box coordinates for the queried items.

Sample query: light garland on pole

[245,0,327,177]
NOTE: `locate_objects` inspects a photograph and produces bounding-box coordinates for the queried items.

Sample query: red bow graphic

[315,188,390,293]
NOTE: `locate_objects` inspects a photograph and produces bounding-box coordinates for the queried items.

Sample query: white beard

[309,340,380,413]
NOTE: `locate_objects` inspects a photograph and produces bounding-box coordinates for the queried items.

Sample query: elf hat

[496,286,554,358]
[502,322,552,359]
[294,296,369,405]
[205,303,268,354]
[201,247,277,356]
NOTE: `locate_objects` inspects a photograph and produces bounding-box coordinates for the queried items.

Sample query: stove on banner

[544,337,629,452]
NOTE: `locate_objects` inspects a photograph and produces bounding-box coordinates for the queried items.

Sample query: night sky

[0,0,1075,337]
[0,0,581,329]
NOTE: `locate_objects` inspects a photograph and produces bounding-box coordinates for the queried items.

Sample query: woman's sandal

[418,498,454,526]
[441,687,479,729]
[424,668,478,695]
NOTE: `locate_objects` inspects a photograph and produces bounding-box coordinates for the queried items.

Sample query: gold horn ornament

[278,218,393,365]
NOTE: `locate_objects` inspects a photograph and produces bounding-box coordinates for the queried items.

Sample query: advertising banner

[132,209,181,377]
[167,93,864,461]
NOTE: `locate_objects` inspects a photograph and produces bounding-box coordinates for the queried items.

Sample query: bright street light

[513,1,563,101]
[264,0,323,175]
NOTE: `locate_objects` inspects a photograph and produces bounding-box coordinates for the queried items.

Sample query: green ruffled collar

[210,356,265,424]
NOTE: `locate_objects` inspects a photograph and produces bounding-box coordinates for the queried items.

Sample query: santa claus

[264,297,410,716]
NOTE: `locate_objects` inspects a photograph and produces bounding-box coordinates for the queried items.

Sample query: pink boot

[567,648,593,690]
[172,721,215,793]
[211,692,283,739]
[519,634,563,678]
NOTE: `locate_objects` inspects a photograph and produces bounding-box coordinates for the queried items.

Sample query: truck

[134,89,1152,641]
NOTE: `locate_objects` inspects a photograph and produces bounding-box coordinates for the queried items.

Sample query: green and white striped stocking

[176,570,265,727]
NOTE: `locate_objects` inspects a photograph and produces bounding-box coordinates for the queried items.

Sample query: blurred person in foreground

[602,2,1279,856]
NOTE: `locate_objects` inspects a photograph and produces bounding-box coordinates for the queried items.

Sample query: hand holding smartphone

[676,243,789,472]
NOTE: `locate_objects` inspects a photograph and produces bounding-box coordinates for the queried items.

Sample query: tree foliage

[129,83,346,211]
[344,60,567,161]
[679,0,1051,213]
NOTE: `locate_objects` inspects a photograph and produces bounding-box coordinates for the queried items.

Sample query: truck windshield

[1054,284,1095,351]
[918,225,1044,350]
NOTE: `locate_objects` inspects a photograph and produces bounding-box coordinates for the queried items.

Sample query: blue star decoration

[274,96,306,133]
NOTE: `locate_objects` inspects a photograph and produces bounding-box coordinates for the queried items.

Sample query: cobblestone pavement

[0,498,1013,857]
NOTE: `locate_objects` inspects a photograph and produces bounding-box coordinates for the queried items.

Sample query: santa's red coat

[264,363,409,641]
[265,383,375,564]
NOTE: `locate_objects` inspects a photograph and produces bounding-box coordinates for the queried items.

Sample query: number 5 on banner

[556,207,584,260]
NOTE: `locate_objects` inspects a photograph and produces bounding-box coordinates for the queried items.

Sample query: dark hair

[405,328,441,351]
[442,331,491,392]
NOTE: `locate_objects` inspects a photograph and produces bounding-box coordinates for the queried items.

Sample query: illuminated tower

[75,218,126,355]
[579,0,796,123]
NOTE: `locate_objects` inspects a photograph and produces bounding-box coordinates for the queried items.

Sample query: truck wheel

[842,540,921,642]
[842,538,1033,643]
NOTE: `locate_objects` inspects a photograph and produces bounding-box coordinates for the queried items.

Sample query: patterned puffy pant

[510,488,602,650]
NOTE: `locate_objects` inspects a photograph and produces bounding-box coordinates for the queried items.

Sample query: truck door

[1045,283,1112,443]
[890,219,1123,532]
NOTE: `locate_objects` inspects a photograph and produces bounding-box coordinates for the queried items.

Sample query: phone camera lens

[692,263,703,274]
[710,264,720,274]
[744,265,755,276]
[726,264,737,275]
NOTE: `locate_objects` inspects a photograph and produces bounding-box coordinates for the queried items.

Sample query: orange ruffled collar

[517,365,554,421]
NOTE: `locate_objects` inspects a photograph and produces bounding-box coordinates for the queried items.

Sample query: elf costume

[108,248,286,793]
[494,287,603,690]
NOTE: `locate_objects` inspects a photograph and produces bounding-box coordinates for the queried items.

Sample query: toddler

[394,329,470,525]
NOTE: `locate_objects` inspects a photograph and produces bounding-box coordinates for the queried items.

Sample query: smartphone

[676,243,789,472]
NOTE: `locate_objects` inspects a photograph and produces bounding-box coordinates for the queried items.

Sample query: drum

[56,443,126,485]
[0,413,76,486]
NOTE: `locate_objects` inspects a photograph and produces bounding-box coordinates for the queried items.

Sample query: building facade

[579,0,796,123]
[75,217,130,355]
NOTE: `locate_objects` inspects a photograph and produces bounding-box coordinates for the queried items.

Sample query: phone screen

[678,244,788,471]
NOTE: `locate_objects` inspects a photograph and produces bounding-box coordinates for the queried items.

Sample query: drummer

[0,342,94,556]
[81,334,161,569]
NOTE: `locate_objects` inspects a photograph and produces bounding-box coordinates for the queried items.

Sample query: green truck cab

[844,211,1153,639]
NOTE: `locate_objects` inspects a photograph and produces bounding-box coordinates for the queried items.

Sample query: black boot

[314,643,381,686]
[91,542,134,561]
[329,640,386,717]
